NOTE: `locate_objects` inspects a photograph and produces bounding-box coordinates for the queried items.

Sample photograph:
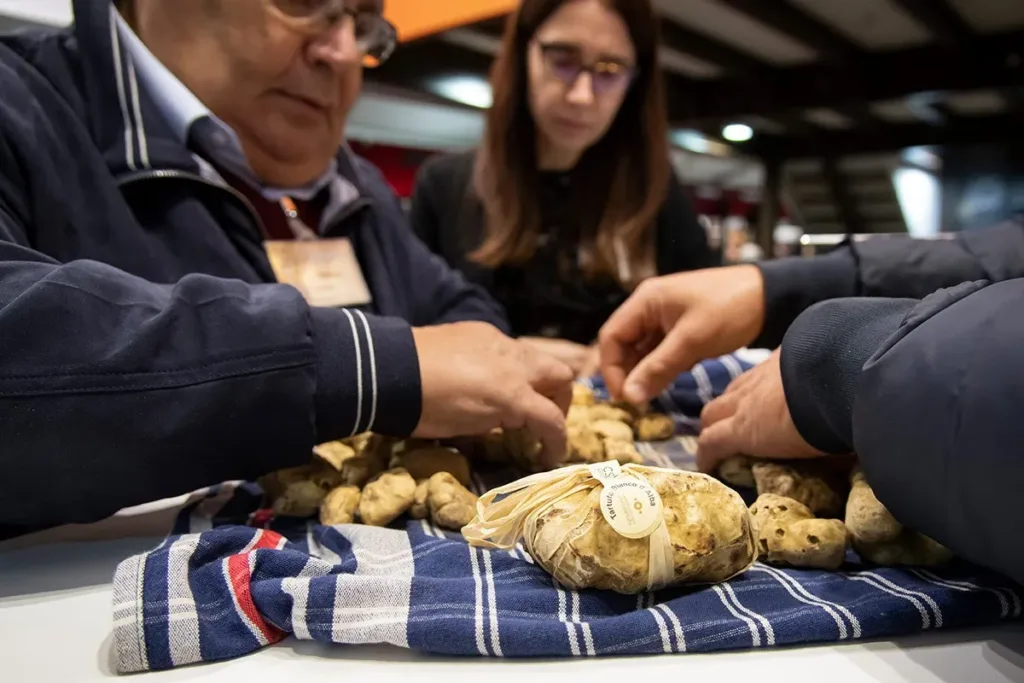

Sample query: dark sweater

[762,219,1024,583]
[410,151,716,344]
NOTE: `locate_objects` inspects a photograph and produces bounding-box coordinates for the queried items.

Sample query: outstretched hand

[696,349,824,473]
[598,266,766,404]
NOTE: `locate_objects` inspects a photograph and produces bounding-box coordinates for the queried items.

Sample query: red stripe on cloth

[226,530,286,645]
[253,530,285,550]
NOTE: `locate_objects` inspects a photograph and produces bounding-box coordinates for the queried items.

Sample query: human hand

[520,337,593,377]
[696,349,824,474]
[598,266,766,404]
[412,323,574,467]
[577,345,601,379]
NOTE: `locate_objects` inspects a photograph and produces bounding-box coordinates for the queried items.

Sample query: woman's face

[527,0,637,167]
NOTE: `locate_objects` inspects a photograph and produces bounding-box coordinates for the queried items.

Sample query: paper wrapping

[463,462,757,594]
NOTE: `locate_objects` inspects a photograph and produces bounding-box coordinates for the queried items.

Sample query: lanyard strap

[279,197,319,241]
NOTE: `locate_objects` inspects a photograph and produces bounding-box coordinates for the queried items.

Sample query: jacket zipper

[116,169,267,238]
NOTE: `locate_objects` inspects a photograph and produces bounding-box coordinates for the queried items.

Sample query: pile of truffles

[720,456,953,571]
[258,384,679,529]
[260,435,480,532]
[563,384,675,467]
[257,378,950,580]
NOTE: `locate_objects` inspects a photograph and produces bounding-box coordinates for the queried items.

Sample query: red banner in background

[350,142,441,199]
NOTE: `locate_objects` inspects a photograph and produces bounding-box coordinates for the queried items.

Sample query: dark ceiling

[368,0,1024,162]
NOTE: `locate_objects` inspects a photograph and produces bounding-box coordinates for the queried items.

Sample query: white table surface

[4,505,1024,683]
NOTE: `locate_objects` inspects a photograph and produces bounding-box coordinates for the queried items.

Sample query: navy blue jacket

[761,221,1024,583]
[0,0,506,537]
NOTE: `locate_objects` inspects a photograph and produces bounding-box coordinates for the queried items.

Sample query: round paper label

[599,476,664,539]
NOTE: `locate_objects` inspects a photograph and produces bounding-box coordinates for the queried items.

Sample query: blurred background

[5,0,1023,264]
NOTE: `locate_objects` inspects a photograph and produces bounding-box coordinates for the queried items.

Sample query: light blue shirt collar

[115,11,351,207]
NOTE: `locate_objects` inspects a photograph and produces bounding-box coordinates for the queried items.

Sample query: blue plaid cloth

[111,354,1023,673]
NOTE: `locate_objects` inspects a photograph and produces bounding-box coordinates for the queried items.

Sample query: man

[599,219,1024,583]
[0,0,572,539]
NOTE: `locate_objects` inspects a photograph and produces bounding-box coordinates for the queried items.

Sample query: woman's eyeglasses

[266,0,397,68]
[537,42,637,97]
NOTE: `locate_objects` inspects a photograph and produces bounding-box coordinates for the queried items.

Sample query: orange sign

[384,0,517,41]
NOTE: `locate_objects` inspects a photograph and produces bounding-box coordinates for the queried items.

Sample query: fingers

[724,365,757,395]
[598,288,657,399]
[522,338,590,375]
[622,319,708,405]
[512,340,571,464]
[577,347,601,380]
[522,343,574,411]
[517,392,569,469]
[700,390,740,428]
[548,378,573,417]
[695,417,742,473]
[597,334,632,402]
[601,364,627,403]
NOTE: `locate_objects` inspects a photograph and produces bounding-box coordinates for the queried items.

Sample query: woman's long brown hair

[471,0,670,287]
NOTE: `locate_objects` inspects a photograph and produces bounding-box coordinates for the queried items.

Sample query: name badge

[265,238,373,308]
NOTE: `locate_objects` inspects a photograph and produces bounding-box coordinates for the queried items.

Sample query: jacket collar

[70,0,195,176]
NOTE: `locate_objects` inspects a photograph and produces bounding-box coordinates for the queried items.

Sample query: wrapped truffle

[464,461,757,594]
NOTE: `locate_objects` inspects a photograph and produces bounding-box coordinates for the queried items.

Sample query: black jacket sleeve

[655,173,718,274]
[0,147,421,537]
[753,220,1024,348]
[779,280,1024,583]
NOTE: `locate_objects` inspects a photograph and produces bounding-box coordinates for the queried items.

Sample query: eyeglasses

[536,42,637,97]
[266,0,397,68]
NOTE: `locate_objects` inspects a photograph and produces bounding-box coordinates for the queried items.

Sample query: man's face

[135,0,381,187]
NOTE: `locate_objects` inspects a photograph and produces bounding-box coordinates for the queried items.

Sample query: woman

[410,0,715,375]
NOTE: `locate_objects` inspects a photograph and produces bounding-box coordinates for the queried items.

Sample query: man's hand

[598,266,766,404]
[412,323,574,468]
[577,345,601,379]
[521,337,597,379]
[696,349,823,474]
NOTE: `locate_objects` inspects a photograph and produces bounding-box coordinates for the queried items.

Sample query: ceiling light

[426,75,493,109]
[671,129,710,154]
[670,129,733,158]
[722,123,754,143]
